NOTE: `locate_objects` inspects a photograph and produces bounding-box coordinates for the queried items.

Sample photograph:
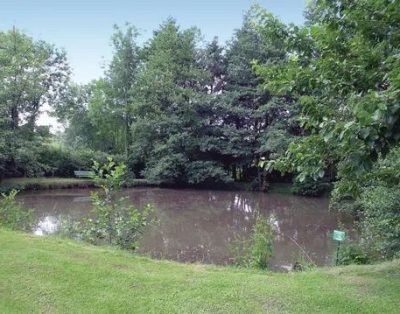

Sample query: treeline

[54,13,300,188]
[0,11,301,187]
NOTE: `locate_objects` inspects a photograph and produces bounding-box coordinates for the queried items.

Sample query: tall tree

[204,9,296,188]
[131,19,210,183]
[107,24,141,157]
[0,28,69,177]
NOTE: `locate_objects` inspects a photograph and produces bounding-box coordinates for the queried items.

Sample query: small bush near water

[232,213,274,269]
[359,185,400,260]
[291,179,331,197]
[62,158,154,251]
[0,189,34,232]
[336,242,370,266]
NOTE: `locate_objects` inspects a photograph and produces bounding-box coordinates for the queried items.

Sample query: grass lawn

[0,177,95,192]
[0,229,399,313]
[0,177,151,192]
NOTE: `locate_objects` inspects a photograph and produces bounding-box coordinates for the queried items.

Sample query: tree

[107,24,141,157]
[131,19,225,184]
[255,0,400,200]
[0,28,70,177]
[254,0,400,258]
[201,9,297,188]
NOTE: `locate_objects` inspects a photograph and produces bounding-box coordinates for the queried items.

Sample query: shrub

[336,242,370,266]
[0,189,34,231]
[144,153,187,185]
[186,161,233,186]
[231,213,274,269]
[359,185,400,260]
[250,214,274,269]
[37,146,124,177]
[292,178,331,197]
[63,158,153,250]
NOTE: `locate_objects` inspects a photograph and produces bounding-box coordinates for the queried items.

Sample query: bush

[0,189,34,231]
[250,214,274,269]
[63,159,154,251]
[232,214,274,269]
[336,242,370,266]
[359,185,400,260]
[186,161,233,186]
[144,153,187,185]
[1,140,125,179]
[292,178,331,197]
[37,146,124,177]
[331,146,400,261]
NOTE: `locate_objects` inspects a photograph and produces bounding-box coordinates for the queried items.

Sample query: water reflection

[34,216,59,235]
[19,188,355,270]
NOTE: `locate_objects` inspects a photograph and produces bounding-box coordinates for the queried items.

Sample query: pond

[19,188,355,271]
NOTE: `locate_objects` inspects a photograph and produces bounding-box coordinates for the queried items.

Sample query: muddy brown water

[18,188,355,271]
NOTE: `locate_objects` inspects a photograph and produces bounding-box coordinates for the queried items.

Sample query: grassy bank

[0,229,399,313]
[0,177,151,192]
[0,178,302,195]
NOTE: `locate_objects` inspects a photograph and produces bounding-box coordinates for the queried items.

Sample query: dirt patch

[129,283,143,289]
[112,263,129,269]
[67,251,102,267]
[344,275,376,296]
[192,264,206,272]
[345,275,369,285]
[263,297,285,313]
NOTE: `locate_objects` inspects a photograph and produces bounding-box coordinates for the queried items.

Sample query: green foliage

[337,243,370,266]
[0,178,95,193]
[359,185,400,260]
[250,214,274,269]
[255,1,400,200]
[0,189,34,231]
[38,146,121,177]
[1,142,122,179]
[65,159,153,250]
[291,178,331,197]
[232,214,274,269]
[0,28,70,179]
[186,161,233,185]
[54,12,298,187]
[254,1,400,260]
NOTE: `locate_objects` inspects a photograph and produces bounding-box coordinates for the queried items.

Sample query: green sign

[333,230,346,242]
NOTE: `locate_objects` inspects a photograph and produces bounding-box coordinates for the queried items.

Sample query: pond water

[19,188,354,271]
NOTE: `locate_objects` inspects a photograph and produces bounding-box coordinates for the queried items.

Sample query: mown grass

[0,229,399,313]
[0,177,96,192]
[0,177,151,192]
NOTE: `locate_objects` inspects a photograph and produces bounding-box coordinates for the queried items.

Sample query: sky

[0,0,306,129]
[1,0,306,83]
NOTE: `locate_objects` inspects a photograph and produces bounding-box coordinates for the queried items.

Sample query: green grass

[0,177,151,192]
[0,229,399,313]
[0,177,96,192]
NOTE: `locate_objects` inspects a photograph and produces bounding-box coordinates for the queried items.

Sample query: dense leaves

[255,0,400,260]
[57,13,297,187]
[255,0,400,200]
[0,28,70,178]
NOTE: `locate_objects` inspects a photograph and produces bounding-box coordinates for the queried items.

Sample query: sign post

[333,230,346,265]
